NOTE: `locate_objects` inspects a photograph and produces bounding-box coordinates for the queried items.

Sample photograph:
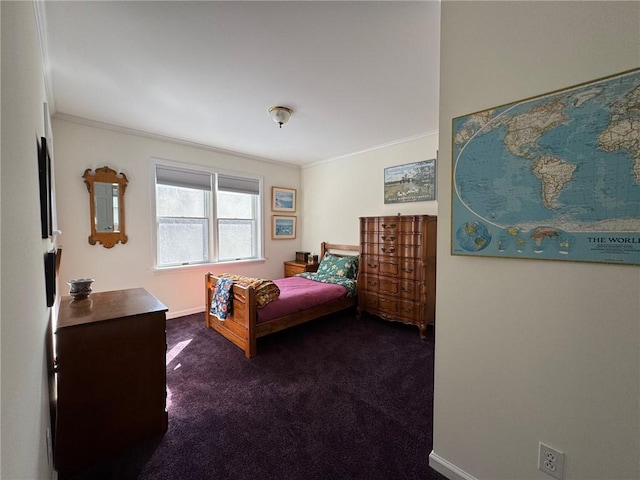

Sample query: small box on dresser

[358,214,437,337]
[295,251,310,263]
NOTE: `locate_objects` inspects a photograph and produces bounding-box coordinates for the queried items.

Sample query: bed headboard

[319,242,360,258]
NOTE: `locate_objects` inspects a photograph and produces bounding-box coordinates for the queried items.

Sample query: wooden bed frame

[205,242,360,358]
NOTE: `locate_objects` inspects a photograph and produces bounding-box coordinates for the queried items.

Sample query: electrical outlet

[539,442,564,480]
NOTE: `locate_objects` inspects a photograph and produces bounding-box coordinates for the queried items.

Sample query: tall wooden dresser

[53,288,168,477]
[358,215,437,337]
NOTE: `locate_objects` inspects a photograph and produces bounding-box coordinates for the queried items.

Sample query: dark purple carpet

[65,310,446,480]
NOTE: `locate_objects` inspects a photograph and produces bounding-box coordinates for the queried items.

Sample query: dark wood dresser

[358,215,437,337]
[53,288,168,476]
[283,260,319,277]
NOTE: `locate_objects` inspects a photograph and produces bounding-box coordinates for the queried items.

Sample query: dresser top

[57,288,168,329]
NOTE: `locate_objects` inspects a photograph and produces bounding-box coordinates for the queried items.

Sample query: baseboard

[166,306,205,320]
[429,451,478,480]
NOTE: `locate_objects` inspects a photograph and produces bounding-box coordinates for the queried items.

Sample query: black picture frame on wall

[44,249,56,307]
[38,136,52,239]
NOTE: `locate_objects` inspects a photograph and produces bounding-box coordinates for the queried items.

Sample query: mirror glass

[94,182,120,232]
[83,167,128,248]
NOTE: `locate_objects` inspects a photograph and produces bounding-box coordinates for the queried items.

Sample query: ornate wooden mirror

[82,166,128,248]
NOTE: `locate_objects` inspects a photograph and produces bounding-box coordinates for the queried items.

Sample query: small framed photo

[271,186,296,212]
[384,159,436,204]
[272,215,296,240]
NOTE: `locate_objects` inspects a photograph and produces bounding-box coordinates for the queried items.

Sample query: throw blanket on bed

[210,277,234,320]
[216,273,280,307]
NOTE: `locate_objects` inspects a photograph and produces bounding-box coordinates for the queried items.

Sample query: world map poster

[452,68,640,265]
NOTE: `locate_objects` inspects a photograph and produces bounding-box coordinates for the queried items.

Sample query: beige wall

[1,2,55,478]
[433,2,640,480]
[300,133,439,251]
[52,119,302,317]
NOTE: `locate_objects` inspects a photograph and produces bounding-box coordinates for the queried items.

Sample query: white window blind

[218,174,259,195]
[156,166,211,191]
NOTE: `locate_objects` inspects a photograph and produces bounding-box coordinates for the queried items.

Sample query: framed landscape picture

[272,186,296,212]
[272,215,296,240]
[384,159,436,204]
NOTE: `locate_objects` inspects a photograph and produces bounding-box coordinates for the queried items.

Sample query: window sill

[152,258,266,275]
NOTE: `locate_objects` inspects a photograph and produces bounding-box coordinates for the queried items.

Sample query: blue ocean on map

[454,74,640,231]
[455,125,557,226]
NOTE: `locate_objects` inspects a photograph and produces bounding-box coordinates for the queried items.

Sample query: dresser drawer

[362,276,399,296]
[284,261,318,277]
[361,256,420,280]
[284,264,303,277]
[397,279,420,300]
[361,274,421,301]
[362,242,422,258]
[360,274,380,292]
[380,216,423,233]
[358,291,379,310]
[378,296,421,323]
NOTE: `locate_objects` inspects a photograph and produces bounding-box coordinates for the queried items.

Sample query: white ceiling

[41,1,440,166]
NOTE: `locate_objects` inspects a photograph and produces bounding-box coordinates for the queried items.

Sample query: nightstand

[284,260,319,277]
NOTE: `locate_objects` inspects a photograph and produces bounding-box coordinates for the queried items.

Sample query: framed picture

[384,159,436,204]
[272,215,296,240]
[271,186,296,212]
[38,137,53,238]
[44,249,56,307]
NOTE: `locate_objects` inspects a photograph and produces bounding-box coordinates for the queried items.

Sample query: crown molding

[53,113,438,169]
[53,113,302,169]
[33,0,56,113]
[302,130,440,169]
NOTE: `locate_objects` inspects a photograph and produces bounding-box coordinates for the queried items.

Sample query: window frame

[150,158,264,270]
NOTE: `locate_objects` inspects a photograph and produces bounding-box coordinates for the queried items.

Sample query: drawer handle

[380,235,396,241]
[380,246,395,253]
[367,263,378,268]
[401,267,413,273]
[401,287,412,293]
[381,223,397,229]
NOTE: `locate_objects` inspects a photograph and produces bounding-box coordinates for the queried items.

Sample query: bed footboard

[205,273,258,358]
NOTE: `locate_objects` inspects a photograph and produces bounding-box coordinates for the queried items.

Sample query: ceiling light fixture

[268,106,293,128]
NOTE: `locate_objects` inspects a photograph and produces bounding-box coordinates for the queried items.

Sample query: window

[216,175,260,262]
[153,162,262,268]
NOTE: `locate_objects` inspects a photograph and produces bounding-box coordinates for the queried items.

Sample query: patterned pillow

[217,273,280,307]
[316,253,359,279]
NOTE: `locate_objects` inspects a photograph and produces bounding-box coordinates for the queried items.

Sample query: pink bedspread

[256,276,348,324]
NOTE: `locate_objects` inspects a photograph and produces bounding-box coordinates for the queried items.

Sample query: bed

[205,242,360,358]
